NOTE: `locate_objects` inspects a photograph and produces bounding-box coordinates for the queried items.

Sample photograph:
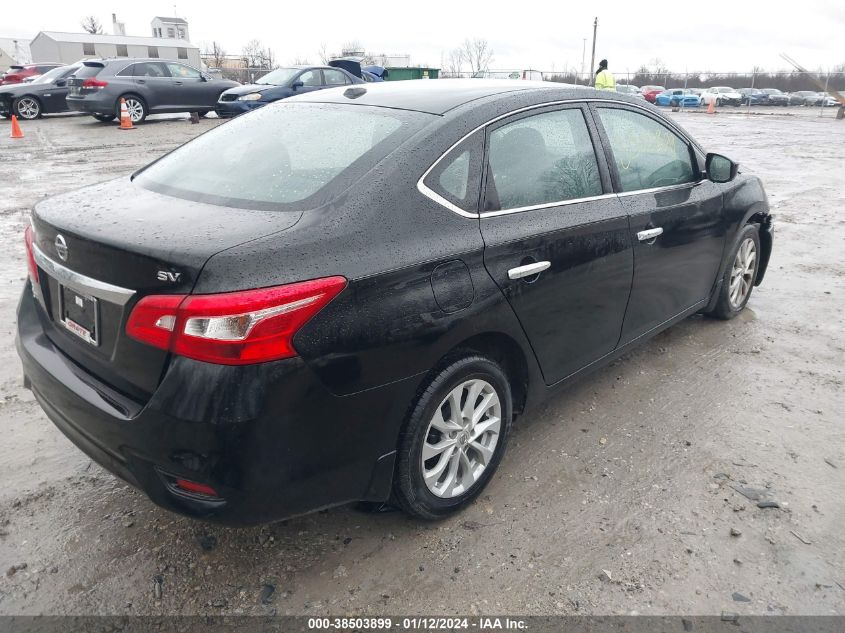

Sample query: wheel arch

[437,331,530,418]
[745,210,773,285]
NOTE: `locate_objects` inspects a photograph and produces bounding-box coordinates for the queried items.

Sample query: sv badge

[157,270,182,283]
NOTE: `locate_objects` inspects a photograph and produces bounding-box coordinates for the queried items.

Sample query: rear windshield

[135,102,433,210]
[74,64,103,79]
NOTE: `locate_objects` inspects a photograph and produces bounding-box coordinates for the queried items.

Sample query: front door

[591,104,727,345]
[479,105,634,385]
[165,62,207,107]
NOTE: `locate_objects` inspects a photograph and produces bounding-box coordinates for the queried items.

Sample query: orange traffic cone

[10,115,24,138]
[707,99,716,114]
[118,98,135,130]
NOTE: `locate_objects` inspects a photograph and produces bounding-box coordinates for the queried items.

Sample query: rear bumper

[214,100,266,118]
[16,285,418,525]
[66,95,114,116]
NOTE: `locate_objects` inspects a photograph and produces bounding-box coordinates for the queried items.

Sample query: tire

[13,96,41,120]
[392,354,513,520]
[118,95,147,124]
[93,114,116,122]
[708,224,761,320]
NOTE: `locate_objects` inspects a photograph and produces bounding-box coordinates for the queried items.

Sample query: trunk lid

[30,177,301,401]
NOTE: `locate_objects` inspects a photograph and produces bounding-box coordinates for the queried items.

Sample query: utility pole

[580,38,586,85]
[589,17,598,86]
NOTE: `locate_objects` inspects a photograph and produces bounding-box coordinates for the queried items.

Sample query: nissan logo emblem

[55,234,68,261]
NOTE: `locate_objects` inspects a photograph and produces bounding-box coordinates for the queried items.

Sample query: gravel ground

[0,107,843,616]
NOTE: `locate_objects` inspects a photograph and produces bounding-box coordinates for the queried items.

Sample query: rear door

[590,104,726,345]
[131,61,173,109]
[479,104,634,385]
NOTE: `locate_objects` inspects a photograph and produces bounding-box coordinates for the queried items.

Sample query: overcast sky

[4,1,844,74]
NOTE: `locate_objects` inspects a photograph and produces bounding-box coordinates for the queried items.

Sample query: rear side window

[486,108,602,211]
[136,103,432,210]
[117,64,136,77]
[422,133,483,213]
[596,108,695,192]
[323,69,349,86]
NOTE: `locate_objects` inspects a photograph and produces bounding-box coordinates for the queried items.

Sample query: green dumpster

[385,67,440,81]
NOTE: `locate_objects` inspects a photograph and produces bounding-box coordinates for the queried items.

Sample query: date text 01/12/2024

[306,617,527,630]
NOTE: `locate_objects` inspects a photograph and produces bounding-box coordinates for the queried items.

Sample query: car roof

[290,79,647,115]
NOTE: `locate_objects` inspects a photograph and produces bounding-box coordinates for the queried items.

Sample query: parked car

[655,89,701,107]
[738,88,768,105]
[701,87,743,107]
[0,63,82,119]
[616,84,644,99]
[760,88,789,106]
[0,63,62,86]
[641,85,665,103]
[802,91,839,107]
[216,64,363,118]
[790,90,819,106]
[18,82,773,525]
[65,58,240,124]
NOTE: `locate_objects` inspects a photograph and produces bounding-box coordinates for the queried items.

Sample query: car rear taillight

[126,276,347,365]
[24,225,39,282]
[81,78,108,89]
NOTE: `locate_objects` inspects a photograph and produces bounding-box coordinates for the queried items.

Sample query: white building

[151,17,189,41]
[30,31,201,68]
[0,37,32,72]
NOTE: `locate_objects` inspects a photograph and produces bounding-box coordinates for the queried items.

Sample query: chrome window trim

[617,181,698,197]
[416,97,703,219]
[32,244,136,306]
[479,193,618,218]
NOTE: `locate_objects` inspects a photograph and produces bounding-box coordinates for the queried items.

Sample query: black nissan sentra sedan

[17,81,773,525]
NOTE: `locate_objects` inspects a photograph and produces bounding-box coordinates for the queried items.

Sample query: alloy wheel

[124,98,144,123]
[16,97,40,119]
[729,237,756,308]
[422,379,501,498]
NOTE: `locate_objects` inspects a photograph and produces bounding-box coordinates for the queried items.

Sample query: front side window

[323,69,349,86]
[166,63,200,79]
[298,70,320,87]
[136,103,432,210]
[486,108,602,211]
[596,108,695,192]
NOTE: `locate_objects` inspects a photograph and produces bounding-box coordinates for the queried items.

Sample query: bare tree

[204,41,227,69]
[442,48,465,78]
[317,43,330,65]
[342,40,365,56]
[292,56,311,65]
[461,38,493,76]
[80,16,103,34]
[242,39,275,69]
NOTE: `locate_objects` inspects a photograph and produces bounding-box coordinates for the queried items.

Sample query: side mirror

[291,81,304,90]
[706,153,738,183]
[55,79,67,87]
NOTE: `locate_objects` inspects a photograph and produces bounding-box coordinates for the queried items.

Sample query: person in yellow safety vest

[595,59,616,91]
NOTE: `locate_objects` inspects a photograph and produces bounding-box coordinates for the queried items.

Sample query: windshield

[135,102,433,210]
[32,65,75,84]
[255,68,300,86]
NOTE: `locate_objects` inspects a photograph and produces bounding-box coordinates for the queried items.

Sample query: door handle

[637,227,664,242]
[174,81,183,86]
[137,79,146,84]
[508,261,551,280]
